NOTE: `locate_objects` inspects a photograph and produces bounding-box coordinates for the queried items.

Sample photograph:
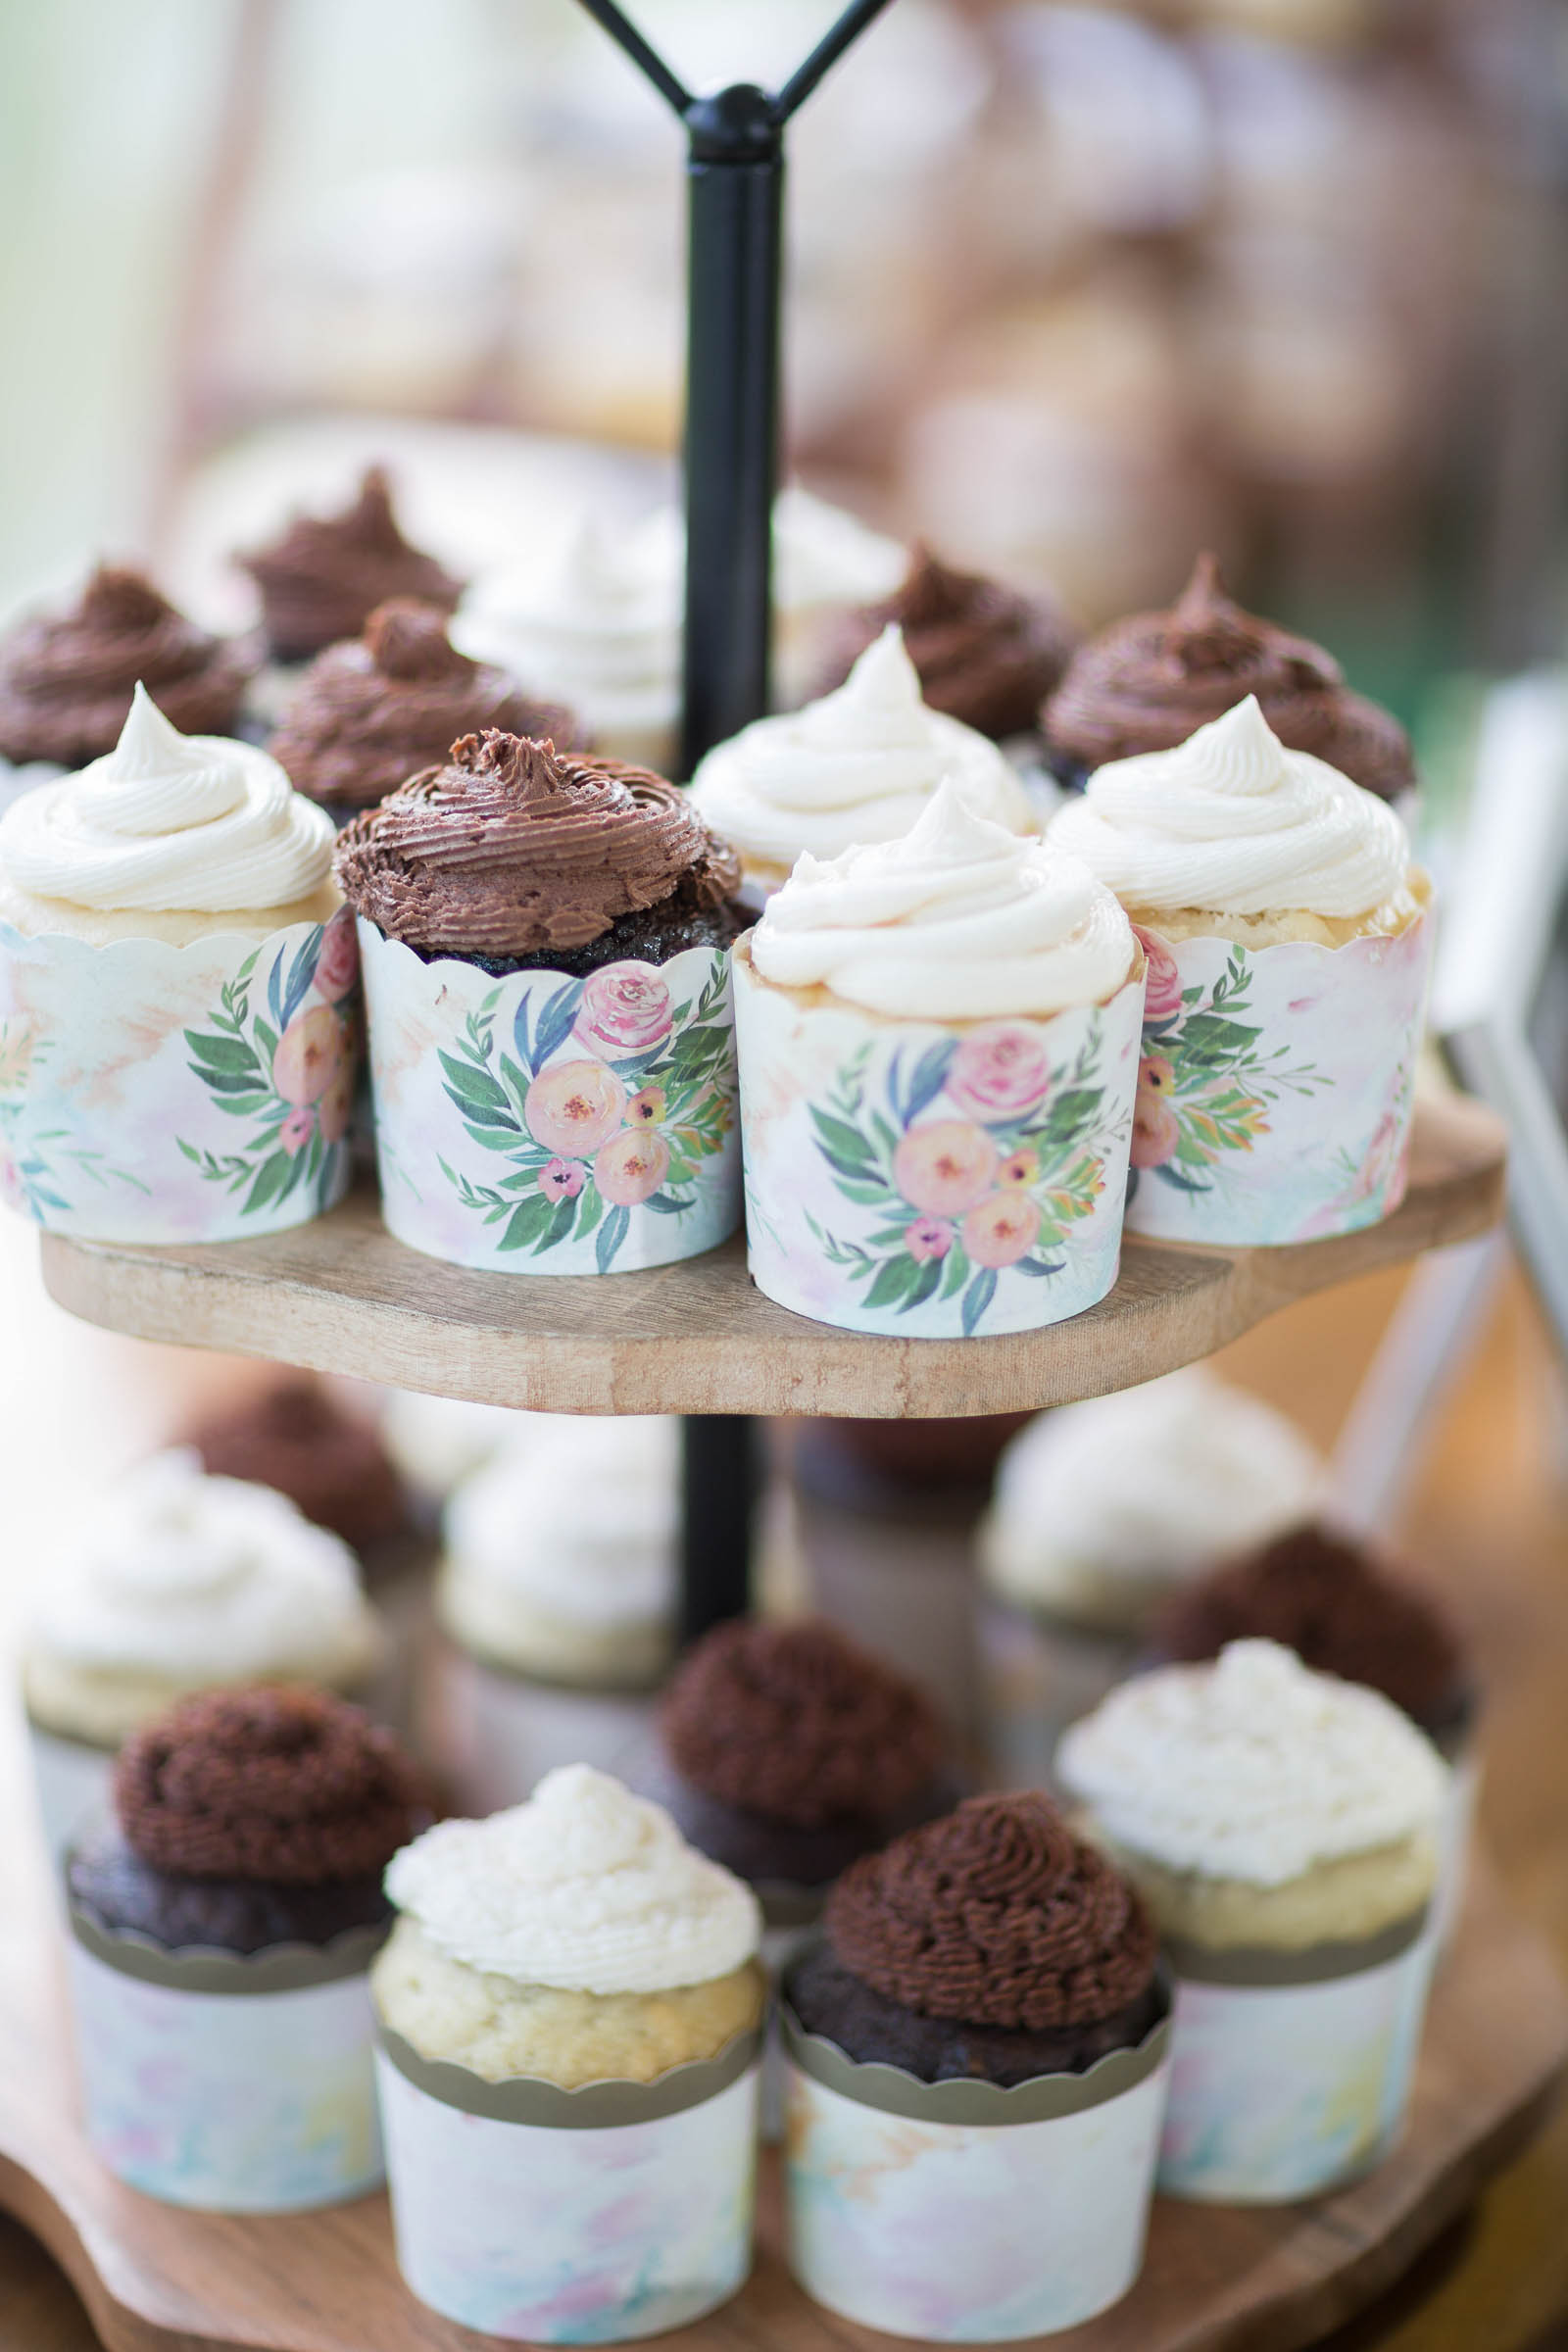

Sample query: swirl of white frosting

[689,627,1036,869]
[1048,695,1411,919]
[1056,1639,1448,1887]
[454,517,679,738]
[385,1764,761,1994]
[444,1416,676,1629]
[980,1369,1323,1628]
[0,685,334,913]
[27,1448,381,1681]
[750,779,1135,1018]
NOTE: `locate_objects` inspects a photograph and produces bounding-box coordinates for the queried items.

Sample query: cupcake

[688,625,1037,904]
[381,1389,537,1508]
[1057,1640,1448,2201]
[334,729,744,1274]
[1042,552,1415,804]
[178,1372,416,1569]
[22,1448,385,1863]
[237,466,464,667]
[269,598,579,826]
[372,1764,765,2339]
[427,1416,678,1809]
[0,685,356,1241]
[733,782,1144,1338]
[782,1793,1169,2339]
[64,1685,426,2210]
[1048,694,1432,1245]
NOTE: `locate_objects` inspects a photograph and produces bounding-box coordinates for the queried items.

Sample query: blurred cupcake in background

[178,1372,416,1580]
[381,1388,537,1515]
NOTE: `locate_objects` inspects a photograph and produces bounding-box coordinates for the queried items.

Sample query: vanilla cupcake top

[0,684,333,914]
[454,518,678,738]
[385,1764,761,1994]
[1048,694,1412,921]
[750,780,1135,1019]
[27,1449,380,1682]
[1056,1639,1448,1888]
[688,626,1035,870]
[444,1416,677,1630]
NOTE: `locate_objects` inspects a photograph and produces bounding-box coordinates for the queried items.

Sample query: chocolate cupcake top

[237,468,465,663]
[270,599,579,813]
[662,1620,945,1832]
[333,727,740,957]
[1043,553,1415,803]
[1153,1522,1468,1734]
[179,1373,412,1556]
[0,566,256,768]
[113,1685,424,1885]
[818,546,1077,741]
[827,1791,1158,2029]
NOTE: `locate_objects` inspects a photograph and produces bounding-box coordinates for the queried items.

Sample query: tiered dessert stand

[2,7,1564,2348]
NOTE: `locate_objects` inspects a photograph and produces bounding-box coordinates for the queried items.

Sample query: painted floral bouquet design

[436,957,736,1271]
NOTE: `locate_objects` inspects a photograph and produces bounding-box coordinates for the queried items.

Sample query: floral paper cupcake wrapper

[358,923,741,1273]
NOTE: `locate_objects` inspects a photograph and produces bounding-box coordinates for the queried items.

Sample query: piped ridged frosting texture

[383,1764,761,1994]
[751,779,1134,1018]
[1048,695,1412,921]
[238,466,464,662]
[454,518,678,742]
[816,547,1078,740]
[1056,1639,1449,1887]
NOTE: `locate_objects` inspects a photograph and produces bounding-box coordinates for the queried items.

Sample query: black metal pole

[678,1415,760,1644]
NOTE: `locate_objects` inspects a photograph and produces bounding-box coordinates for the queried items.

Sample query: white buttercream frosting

[27,1448,380,1680]
[750,778,1135,1018]
[454,518,678,740]
[1056,1639,1449,1887]
[384,1764,761,1995]
[444,1416,677,1629]
[689,626,1036,870]
[0,685,334,913]
[635,485,906,618]
[980,1369,1324,1628]
[1048,695,1412,920]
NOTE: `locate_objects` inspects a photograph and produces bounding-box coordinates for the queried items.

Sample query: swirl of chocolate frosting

[237,468,465,663]
[817,546,1078,740]
[270,600,580,813]
[114,1686,425,1885]
[827,1791,1158,2029]
[1043,554,1414,802]
[662,1619,946,1831]
[180,1372,412,1555]
[0,566,257,767]
[333,727,741,956]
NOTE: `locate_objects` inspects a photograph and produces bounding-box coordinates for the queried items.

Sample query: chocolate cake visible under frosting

[179,1373,413,1558]
[816,546,1077,740]
[270,600,579,814]
[332,727,741,960]
[237,468,465,663]
[0,566,256,767]
[1042,553,1415,803]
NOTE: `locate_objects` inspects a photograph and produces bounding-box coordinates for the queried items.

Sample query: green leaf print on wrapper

[0,1014,151,1219]
[437,957,736,1270]
[803,1020,1121,1338]
[176,908,360,1218]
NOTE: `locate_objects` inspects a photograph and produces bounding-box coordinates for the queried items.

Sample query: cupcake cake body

[373,1764,764,2339]
[238,466,464,668]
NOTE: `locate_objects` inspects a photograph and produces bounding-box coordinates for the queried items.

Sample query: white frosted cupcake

[381,1391,545,1511]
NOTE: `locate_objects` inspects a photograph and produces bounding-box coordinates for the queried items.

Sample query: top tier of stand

[37,1091,1506,1418]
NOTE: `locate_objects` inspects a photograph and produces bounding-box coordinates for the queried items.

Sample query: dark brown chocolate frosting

[270,600,580,813]
[817,546,1078,739]
[0,566,256,767]
[237,468,465,662]
[826,1790,1158,2030]
[1153,1522,1468,1734]
[179,1373,412,1555]
[114,1686,425,1885]
[1042,553,1415,802]
[333,727,741,956]
[662,1619,946,1831]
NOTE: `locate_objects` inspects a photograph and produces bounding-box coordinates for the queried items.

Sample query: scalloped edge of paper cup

[375,2018,762,2128]
[68,1902,392,1993]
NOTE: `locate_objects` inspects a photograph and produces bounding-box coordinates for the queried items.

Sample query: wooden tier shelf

[36,1092,1506,1418]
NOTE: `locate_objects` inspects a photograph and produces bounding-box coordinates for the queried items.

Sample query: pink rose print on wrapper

[893,1120,998,1216]
[595,1128,671,1206]
[945,1023,1053,1123]
[280,1106,316,1156]
[962,1191,1042,1268]
[1133,926,1184,1023]
[315,908,360,1003]
[626,1086,667,1127]
[906,1217,954,1262]
[272,1005,344,1105]
[318,1071,354,1147]
[999,1149,1038,1190]
[540,1157,586,1203]
[525,1060,627,1156]
[1130,1054,1179,1169]
[574,963,674,1058]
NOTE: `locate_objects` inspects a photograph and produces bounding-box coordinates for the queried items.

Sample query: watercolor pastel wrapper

[0,909,360,1241]
[732,937,1145,1338]
[1156,1908,1435,2201]
[66,1910,385,2211]
[357,922,741,1274]
[375,2026,760,2341]
[26,1715,116,1874]
[782,2000,1169,2341]
[421,1637,662,1814]
[1123,906,1434,1247]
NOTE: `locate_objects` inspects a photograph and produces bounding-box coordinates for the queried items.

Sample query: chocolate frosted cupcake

[270,599,579,824]
[178,1373,416,1568]
[238,468,464,664]
[1043,553,1414,802]
[0,565,256,768]
[814,546,1078,742]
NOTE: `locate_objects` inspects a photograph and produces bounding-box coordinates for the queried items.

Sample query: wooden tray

[36,1092,1507,1417]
